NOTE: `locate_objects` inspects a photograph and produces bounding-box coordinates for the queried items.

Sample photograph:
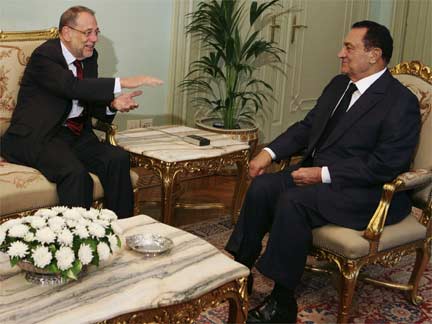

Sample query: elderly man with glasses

[1,6,163,218]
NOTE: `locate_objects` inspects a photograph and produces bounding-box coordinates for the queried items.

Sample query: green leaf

[65,269,78,280]
[48,262,60,274]
[10,256,20,267]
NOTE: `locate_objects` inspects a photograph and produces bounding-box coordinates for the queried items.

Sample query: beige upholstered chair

[0,28,138,221]
[307,61,432,323]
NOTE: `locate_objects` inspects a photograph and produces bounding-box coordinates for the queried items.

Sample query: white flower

[7,241,29,258]
[32,246,52,268]
[63,209,81,221]
[48,216,65,233]
[24,232,35,242]
[34,208,57,218]
[55,246,75,271]
[74,225,89,239]
[97,242,111,261]
[88,223,105,238]
[107,234,119,252]
[51,206,68,213]
[1,218,23,231]
[111,222,123,235]
[78,244,93,265]
[57,228,73,246]
[94,218,110,228]
[8,224,29,238]
[77,217,91,227]
[74,207,87,216]
[100,209,117,221]
[66,219,78,228]
[0,230,6,245]
[82,208,98,220]
[35,227,56,244]
[30,216,46,229]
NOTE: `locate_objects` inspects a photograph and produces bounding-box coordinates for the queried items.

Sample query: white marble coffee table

[0,215,249,324]
[115,126,250,225]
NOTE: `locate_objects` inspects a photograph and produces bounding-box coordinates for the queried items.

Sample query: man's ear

[369,48,382,64]
[60,27,72,42]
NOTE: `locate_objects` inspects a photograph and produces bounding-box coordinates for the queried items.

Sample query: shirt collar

[60,40,77,65]
[353,68,387,95]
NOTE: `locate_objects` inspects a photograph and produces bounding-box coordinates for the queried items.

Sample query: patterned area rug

[180,216,432,324]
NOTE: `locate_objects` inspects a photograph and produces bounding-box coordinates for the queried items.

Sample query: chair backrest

[0,28,58,137]
[391,61,432,209]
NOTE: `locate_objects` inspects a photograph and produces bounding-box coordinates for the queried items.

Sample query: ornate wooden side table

[0,215,250,324]
[115,126,250,225]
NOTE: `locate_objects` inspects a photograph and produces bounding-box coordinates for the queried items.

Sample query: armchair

[307,61,432,323]
[0,28,138,221]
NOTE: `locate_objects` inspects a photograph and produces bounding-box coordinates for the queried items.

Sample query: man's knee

[247,174,277,199]
[106,147,130,168]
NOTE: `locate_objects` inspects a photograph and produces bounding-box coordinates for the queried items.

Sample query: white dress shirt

[60,41,121,119]
[264,68,387,183]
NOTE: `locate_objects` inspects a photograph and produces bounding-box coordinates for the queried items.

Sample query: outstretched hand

[291,167,322,186]
[111,90,143,112]
[120,76,163,89]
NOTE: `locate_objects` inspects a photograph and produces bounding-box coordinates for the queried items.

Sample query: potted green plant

[181,0,286,142]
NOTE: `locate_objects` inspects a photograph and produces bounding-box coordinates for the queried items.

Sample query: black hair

[352,20,393,64]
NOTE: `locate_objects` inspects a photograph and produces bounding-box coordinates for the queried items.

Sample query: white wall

[0,0,173,124]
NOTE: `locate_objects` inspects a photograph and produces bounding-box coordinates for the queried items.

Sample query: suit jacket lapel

[319,70,391,150]
[305,76,350,157]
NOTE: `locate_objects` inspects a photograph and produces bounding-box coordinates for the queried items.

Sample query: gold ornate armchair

[0,28,138,221]
[306,61,432,323]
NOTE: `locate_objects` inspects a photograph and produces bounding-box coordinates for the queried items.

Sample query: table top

[0,215,249,324]
[115,125,249,162]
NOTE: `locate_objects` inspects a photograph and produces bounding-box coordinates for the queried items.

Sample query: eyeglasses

[67,25,100,37]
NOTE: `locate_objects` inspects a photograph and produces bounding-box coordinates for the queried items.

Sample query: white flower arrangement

[0,207,121,280]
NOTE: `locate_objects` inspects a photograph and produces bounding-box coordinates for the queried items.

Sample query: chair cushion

[0,161,139,216]
[312,213,427,259]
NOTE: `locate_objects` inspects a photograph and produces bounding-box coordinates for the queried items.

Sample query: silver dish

[126,233,174,257]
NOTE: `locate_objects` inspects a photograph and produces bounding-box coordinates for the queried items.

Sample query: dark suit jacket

[1,38,115,166]
[268,70,420,229]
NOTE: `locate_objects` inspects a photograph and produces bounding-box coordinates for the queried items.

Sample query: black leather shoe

[247,296,297,323]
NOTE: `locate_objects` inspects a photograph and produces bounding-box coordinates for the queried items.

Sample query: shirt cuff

[321,166,331,183]
[263,147,276,160]
[106,106,116,115]
[114,77,121,94]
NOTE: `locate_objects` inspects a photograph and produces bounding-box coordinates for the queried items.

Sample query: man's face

[337,28,376,81]
[63,12,99,60]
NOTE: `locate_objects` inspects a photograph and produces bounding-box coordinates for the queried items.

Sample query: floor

[135,171,239,227]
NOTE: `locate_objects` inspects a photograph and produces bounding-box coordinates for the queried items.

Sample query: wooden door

[257,0,369,143]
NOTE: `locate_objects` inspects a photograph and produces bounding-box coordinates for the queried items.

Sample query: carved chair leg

[408,243,431,305]
[337,263,361,324]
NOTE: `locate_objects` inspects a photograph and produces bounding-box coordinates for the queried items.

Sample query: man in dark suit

[226,21,420,323]
[0,6,162,218]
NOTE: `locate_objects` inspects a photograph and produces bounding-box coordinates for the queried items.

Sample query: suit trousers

[225,167,328,289]
[34,127,133,218]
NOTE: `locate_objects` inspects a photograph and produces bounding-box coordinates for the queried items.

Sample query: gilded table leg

[227,276,249,323]
[159,163,177,225]
[231,152,249,224]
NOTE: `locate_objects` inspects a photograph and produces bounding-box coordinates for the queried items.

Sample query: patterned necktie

[66,60,84,135]
[315,82,358,150]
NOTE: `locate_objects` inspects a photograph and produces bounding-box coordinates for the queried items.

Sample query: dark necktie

[66,60,84,135]
[315,82,358,150]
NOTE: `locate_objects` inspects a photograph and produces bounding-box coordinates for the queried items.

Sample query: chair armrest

[394,169,432,192]
[363,169,432,247]
[91,118,117,146]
